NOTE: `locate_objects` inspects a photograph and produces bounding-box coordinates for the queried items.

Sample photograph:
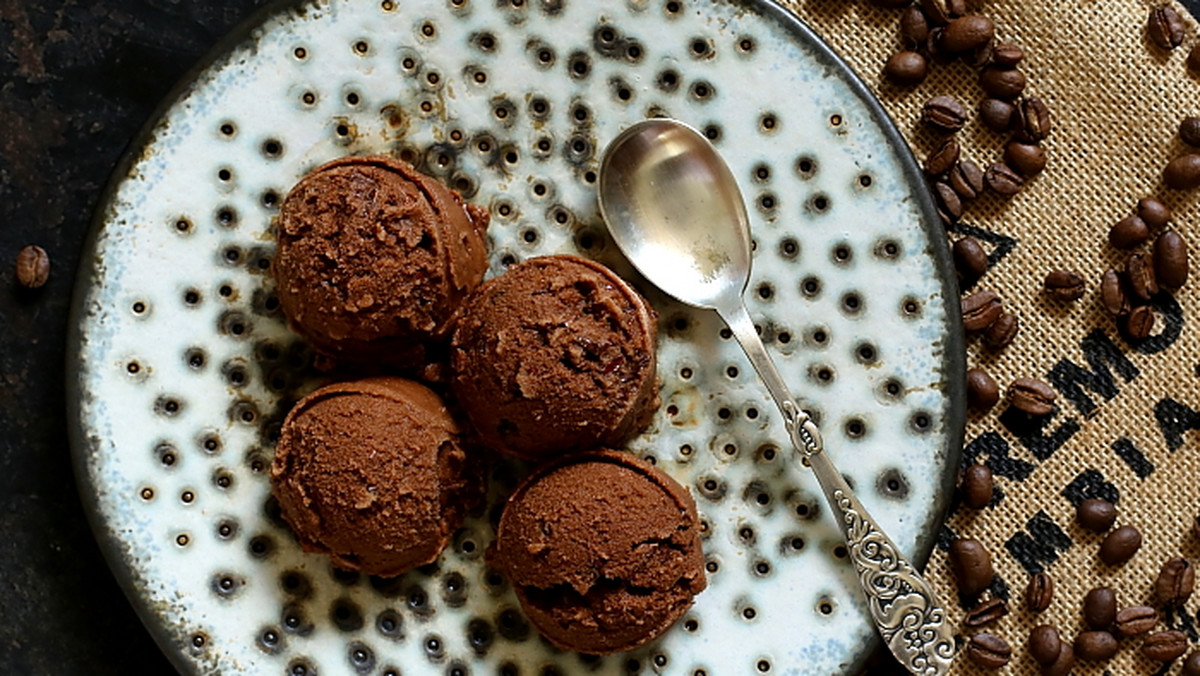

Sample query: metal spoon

[598,118,956,676]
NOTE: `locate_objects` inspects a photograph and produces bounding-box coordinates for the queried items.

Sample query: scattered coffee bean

[1077,498,1118,532]
[1025,572,1054,612]
[949,160,985,201]
[1108,215,1150,249]
[966,633,1011,670]
[962,464,994,509]
[964,597,1008,627]
[920,0,965,26]
[953,236,988,282]
[984,162,1023,196]
[1074,630,1119,662]
[949,537,994,596]
[979,66,1026,100]
[1124,305,1156,339]
[966,367,1000,411]
[961,290,1002,331]
[1184,651,1200,676]
[1164,154,1200,190]
[1126,252,1159,301]
[978,98,1015,133]
[884,51,929,86]
[983,311,1018,349]
[15,245,50,289]
[1154,230,1189,289]
[964,38,994,68]
[1043,642,1075,676]
[1099,524,1142,566]
[940,15,994,53]
[1148,6,1186,50]
[1155,557,1195,607]
[991,43,1023,68]
[1182,117,1200,147]
[1100,269,1132,317]
[1190,44,1200,72]
[1143,630,1189,662]
[1029,625,1062,666]
[900,6,931,48]
[1014,98,1052,142]
[922,96,969,133]
[934,181,963,222]
[1084,586,1117,629]
[925,137,961,175]
[1007,377,1056,416]
[1138,196,1172,228]
[1004,141,1046,176]
[1114,605,1159,637]
[1044,270,1085,302]
[926,28,953,66]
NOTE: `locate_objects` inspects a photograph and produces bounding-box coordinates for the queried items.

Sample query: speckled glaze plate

[68,0,964,674]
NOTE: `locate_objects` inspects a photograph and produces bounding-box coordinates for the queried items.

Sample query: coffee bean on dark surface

[962,464,994,509]
[1143,630,1189,661]
[940,15,994,53]
[964,597,1008,627]
[1007,377,1056,415]
[991,42,1024,67]
[15,245,50,289]
[1183,117,1200,147]
[1075,630,1119,662]
[925,137,961,176]
[962,291,1002,331]
[1138,196,1172,228]
[922,95,968,133]
[1029,625,1062,666]
[1026,572,1054,612]
[1124,305,1156,339]
[1077,498,1118,532]
[1164,154,1200,190]
[984,162,1023,196]
[949,160,985,201]
[1155,557,1195,606]
[966,633,1011,670]
[1004,141,1046,176]
[1084,586,1117,629]
[1189,44,1200,72]
[953,236,988,282]
[900,6,931,49]
[1109,215,1151,249]
[934,181,963,222]
[950,537,994,596]
[884,51,929,86]
[1184,651,1200,676]
[1100,269,1132,317]
[1114,605,1159,637]
[979,98,1015,133]
[1099,524,1142,565]
[1044,270,1085,302]
[1154,230,1189,289]
[1014,98,1052,142]
[983,311,1018,349]
[1148,6,1186,50]
[1126,252,1159,301]
[966,367,1000,411]
[979,66,1026,100]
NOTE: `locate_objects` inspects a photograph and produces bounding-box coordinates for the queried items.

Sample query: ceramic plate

[68,0,964,674]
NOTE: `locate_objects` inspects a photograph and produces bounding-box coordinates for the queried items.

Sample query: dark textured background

[1,1,1197,674]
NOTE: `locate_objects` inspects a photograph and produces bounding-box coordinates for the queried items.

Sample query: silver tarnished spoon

[597,118,956,676]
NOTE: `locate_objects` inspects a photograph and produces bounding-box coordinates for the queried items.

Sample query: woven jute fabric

[777,1,1200,674]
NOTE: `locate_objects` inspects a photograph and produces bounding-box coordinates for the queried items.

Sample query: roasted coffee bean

[1025,573,1054,612]
[1074,630,1119,661]
[1154,230,1189,289]
[1164,154,1200,190]
[1143,630,1189,662]
[953,236,988,281]
[1148,6,1185,50]
[984,162,1023,196]
[925,137,961,175]
[1043,642,1075,676]
[884,51,929,86]
[922,96,968,133]
[1189,44,1200,72]
[940,15,994,53]
[1126,252,1159,301]
[1155,557,1195,606]
[979,98,1015,133]
[950,161,985,201]
[1124,305,1156,339]
[966,368,1000,411]
[1007,377,1056,416]
[900,6,931,48]
[926,28,954,65]
[1004,141,1046,176]
[1114,605,1159,637]
[949,537,994,596]
[964,597,1008,627]
[1100,270,1131,317]
[920,0,966,25]
[1099,524,1142,566]
[1138,196,1172,228]
[1084,587,1117,629]
[964,38,994,68]
[1183,117,1200,147]
[1029,625,1062,666]
[1109,215,1150,249]
[1014,98,1052,142]
[991,43,1023,67]
[962,464,994,509]
[983,311,1018,349]
[961,290,1002,331]
[1077,498,1118,532]
[979,66,1026,100]
[1044,270,1085,302]
[934,183,962,223]
[1184,651,1200,676]
[966,633,1011,670]
[15,245,50,289]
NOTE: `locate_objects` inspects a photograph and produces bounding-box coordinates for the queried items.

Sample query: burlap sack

[778,1,1200,674]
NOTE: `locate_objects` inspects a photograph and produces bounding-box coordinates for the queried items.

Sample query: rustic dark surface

[2,1,1199,674]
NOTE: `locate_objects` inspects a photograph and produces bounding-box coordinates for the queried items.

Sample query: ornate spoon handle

[719,302,956,676]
